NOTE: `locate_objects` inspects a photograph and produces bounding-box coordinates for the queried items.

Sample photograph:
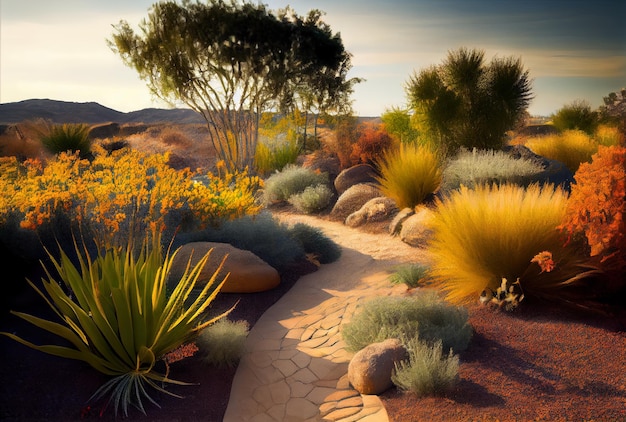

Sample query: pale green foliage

[440,148,544,194]
[389,264,430,289]
[262,164,329,205]
[341,291,471,353]
[0,232,231,417]
[428,183,568,304]
[392,338,459,396]
[376,143,442,209]
[197,319,249,367]
[287,184,334,214]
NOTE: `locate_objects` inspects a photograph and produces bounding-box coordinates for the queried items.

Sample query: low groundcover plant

[1,232,233,417]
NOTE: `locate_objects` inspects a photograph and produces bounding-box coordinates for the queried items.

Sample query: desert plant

[341,291,471,353]
[392,338,459,396]
[287,222,342,264]
[376,143,442,209]
[552,100,599,134]
[524,130,599,172]
[350,121,395,165]
[287,184,334,214]
[261,164,329,205]
[440,148,544,194]
[594,124,624,147]
[38,122,92,158]
[0,232,233,417]
[428,183,569,304]
[196,319,249,367]
[389,263,430,289]
[254,138,301,175]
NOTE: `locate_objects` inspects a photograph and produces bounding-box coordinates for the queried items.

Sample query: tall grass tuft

[254,138,300,176]
[525,130,599,173]
[341,291,471,353]
[389,263,431,289]
[440,148,543,194]
[38,122,92,158]
[428,183,568,304]
[376,143,442,209]
[392,338,459,396]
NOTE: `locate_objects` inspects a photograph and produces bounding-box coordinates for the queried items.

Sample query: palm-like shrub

[38,122,92,158]
[261,164,329,205]
[376,143,442,209]
[428,183,568,304]
[341,291,471,353]
[440,148,543,194]
[1,232,232,417]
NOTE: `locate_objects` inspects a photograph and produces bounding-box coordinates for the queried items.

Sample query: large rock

[345,197,398,228]
[399,206,435,247]
[348,339,408,395]
[334,164,379,195]
[168,242,280,294]
[503,145,575,192]
[330,183,382,222]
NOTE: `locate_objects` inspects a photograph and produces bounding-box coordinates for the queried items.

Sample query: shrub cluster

[261,164,332,213]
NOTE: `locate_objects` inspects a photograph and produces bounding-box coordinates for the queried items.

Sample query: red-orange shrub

[350,122,395,165]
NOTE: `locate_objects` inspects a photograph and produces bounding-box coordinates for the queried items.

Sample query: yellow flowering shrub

[0,147,263,246]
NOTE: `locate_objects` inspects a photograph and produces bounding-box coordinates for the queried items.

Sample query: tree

[552,100,599,134]
[600,88,626,138]
[108,0,358,171]
[380,106,420,144]
[406,47,533,154]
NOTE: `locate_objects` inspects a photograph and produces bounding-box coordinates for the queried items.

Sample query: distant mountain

[0,99,204,125]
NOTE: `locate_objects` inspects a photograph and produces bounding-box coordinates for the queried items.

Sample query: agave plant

[1,232,233,417]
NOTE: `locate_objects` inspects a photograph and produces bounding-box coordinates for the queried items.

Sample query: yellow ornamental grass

[428,183,568,304]
[525,129,600,173]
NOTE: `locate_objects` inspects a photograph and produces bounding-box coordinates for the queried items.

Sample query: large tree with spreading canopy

[108,0,359,171]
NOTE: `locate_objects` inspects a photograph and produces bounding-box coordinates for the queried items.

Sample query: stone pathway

[224,214,431,421]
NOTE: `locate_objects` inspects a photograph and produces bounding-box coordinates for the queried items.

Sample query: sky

[1,0,624,117]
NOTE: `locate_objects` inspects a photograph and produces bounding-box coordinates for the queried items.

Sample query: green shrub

[197,319,249,367]
[392,338,459,396]
[440,148,543,194]
[389,263,430,289]
[552,100,599,134]
[287,184,334,214]
[341,291,471,353]
[428,183,568,304]
[1,232,231,417]
[174,212,305,271]
[254,138,301,176]
[376,143,442,209]
[287,222,342,264]
[262,164,329,205]
[38,122,92,158]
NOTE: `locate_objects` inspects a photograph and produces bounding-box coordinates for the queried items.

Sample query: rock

[168,242,280,294]
[334,164,379,195]
[348,339,408,395]
[330,183,382,222]
[400,206,434,247]
[502,145,575,192]
[389,207,415,236]
[345,197,398,228]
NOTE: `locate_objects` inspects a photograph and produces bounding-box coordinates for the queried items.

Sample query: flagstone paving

[224,214,431,422]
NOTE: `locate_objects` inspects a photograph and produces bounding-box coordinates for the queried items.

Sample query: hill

[0,99,204,125]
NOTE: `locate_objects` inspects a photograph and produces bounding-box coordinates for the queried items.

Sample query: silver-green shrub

[197,319,249,367]
[389,264,430,289]
[262,164,329,205]
[287,184,334,214]
[440,148,543,194]
[341,290,471,353]
[392,338,459,396]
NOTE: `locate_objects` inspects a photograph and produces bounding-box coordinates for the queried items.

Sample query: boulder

[334,164,379,195]
[168,242,280,294]
[330,183,382,222]
[345,197,398,228]
[503,145,575,192]
[400,206,435,247]
[348,339,408,395]
[389,207,415,236]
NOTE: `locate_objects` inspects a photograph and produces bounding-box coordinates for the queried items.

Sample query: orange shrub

[350,122,395,165]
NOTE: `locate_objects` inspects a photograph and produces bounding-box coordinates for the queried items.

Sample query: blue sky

[1,0,624,117]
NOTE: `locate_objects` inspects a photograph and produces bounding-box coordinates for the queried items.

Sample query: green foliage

[108,1,358,171]
[440,148,544,194]
[381,106,420,144]
[38,122,92,158]
[376,143,442,209]
[392,338,459,396]
[261,164,329,205]
[287,222,342,264]
[389,263,430,289]
[255,138,301,176]
[428,183,568,304]
[552,100,599,134]
[341,291,471,353]
[406,47,533,154]
[197,319,249,367]
[174,212,305,271]
[287,184,334,214]
[1,232,232,417]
